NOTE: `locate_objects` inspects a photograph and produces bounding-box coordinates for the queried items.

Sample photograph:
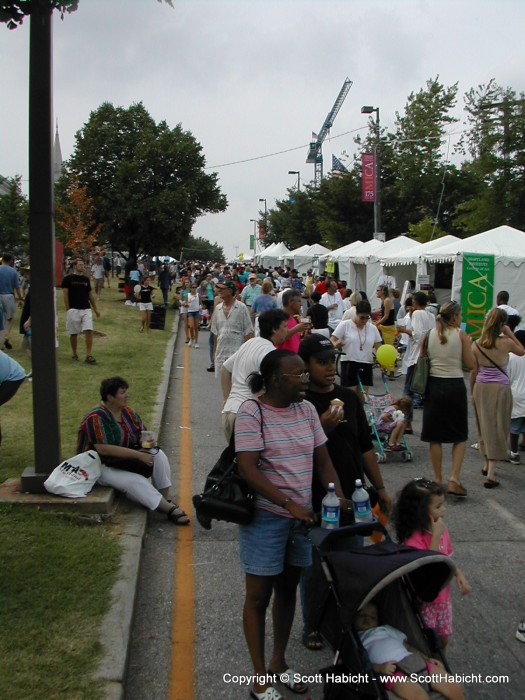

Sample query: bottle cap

[355,479,363,488]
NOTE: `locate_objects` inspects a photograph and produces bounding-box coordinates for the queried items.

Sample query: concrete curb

[95,308,179,700]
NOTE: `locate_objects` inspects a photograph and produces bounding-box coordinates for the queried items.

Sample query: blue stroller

[357,371,412,464]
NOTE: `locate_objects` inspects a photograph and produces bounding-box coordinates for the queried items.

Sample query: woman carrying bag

[421,302,475,497]
[234,350,347,700]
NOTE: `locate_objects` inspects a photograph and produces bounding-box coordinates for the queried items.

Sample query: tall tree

[386,77,459,236]
[180,235,224,262]
[55,179,103,256]
[65,102,227,260]
[454,80,525,233]
[0,175,29,252]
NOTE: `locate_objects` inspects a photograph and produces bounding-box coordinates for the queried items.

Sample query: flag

[331,154,348,178]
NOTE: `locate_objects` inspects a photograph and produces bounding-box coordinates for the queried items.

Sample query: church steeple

[53,120,64,183]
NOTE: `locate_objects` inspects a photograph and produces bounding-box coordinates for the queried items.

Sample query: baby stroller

[357,371,412,464]
[308,522,455,699]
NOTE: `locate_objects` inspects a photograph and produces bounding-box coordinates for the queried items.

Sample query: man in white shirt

[398,292,435,430]
[220,309,288,441]
[320,278,344,329]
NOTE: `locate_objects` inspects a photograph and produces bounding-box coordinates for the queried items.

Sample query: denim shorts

[510,417,525,435]
[239,507,312,576]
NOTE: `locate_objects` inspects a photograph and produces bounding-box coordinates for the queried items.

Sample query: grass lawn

[0,284,177,699]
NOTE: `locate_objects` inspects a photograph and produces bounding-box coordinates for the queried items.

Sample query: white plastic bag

[44,450,102,498]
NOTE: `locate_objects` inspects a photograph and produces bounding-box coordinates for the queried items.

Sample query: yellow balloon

[376,344,397,369]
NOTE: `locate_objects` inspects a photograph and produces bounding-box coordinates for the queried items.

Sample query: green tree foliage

[0,1,78,29]
[454,80,525,233]
[265,186,321,249]
[65,102,227,260]
[180,235,224,263]
[386,77,459,236]
[0,175,29,253]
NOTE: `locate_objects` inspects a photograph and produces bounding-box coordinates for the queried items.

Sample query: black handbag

[97,447,156,479]
[410,331,430,395]
[192,401,262,530]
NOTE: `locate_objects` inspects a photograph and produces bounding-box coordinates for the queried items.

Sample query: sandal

[250,688,285,700]
[167,504,190,525]
[268,667,308,694]
[447,480,467,497]
[484,479,500,489]
[84,355,97,364]
[72,354,79,361]
[302,630,324,650]
[481,466,488,476]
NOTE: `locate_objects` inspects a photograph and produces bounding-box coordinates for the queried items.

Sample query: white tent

[290,243,331,275]
[319,240,363,275]
[376,235,460,305]
[258,241,290,269]
[422,225,525,317]
[325,238,384,293]
[255,242,276,263]
[362,237,422,307]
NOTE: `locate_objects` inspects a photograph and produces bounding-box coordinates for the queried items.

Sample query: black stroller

[308,522,455,699]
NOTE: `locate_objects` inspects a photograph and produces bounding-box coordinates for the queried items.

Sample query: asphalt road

[126,326,525,699]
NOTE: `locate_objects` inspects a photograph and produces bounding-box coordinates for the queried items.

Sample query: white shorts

[66,308,93,335]
[138,302,153,312]
[0,294,16,321]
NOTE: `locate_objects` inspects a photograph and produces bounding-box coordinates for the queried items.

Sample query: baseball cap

[216,280,237,294]
[248,273,257,280]
[299,333,341,361]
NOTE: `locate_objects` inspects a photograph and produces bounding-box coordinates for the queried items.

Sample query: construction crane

[306,77,353,186]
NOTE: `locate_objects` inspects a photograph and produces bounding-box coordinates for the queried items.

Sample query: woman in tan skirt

[471,308,524,488]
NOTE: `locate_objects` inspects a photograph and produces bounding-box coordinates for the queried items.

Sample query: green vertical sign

[250,234,254,250]
[461,253,495,339]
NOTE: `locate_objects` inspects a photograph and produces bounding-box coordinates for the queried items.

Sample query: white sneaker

[194,343,199,348]
[516,620,525,643]
[509,451,520,465]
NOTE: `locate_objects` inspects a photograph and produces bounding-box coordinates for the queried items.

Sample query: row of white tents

[255,226,525,316]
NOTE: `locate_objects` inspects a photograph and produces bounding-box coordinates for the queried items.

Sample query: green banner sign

[461,253,495,339]
[250,234,254,250]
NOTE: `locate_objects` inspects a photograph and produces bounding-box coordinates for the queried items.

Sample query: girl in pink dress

[393,478,471,647]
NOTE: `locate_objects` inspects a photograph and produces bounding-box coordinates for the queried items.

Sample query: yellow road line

[169,344,195,700]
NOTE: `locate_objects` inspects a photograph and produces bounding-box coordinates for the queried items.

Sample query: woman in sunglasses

[235,349,346,700]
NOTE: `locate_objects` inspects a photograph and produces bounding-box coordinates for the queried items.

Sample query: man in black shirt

[61,258,101,364]
[298,334,392,650]
[299,334,391,513]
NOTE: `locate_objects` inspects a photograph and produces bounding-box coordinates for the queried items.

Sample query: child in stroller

[376,397,412,452]
[354,601,464,700]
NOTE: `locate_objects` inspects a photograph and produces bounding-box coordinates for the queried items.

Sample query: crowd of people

[165,259,524,699]
[3,249,525,698]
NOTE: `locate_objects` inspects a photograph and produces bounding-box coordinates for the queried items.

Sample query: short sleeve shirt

[235,399,327,517]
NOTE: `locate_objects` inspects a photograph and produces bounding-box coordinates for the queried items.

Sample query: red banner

[362,152,376,202]
[258,222,265,240]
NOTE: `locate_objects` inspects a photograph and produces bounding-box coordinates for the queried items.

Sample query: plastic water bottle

[352,479,373,523]
[321,482,340,529]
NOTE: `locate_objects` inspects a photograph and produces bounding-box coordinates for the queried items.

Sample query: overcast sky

[1,0,525,260]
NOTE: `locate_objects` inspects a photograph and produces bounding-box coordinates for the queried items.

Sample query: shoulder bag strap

[474,342,508,377]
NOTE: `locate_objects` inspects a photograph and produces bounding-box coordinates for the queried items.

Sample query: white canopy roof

[423,226,525,265]
[268,241,290,257]
[285,244,311,257]
[348,238,391,264]
[378,236,456,266]
[320,240,363,262]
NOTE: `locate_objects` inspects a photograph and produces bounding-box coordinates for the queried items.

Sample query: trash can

[150,304,166,330]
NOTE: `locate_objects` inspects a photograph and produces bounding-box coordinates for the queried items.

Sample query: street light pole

[361,105,381,238]
[288,170,300,191]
